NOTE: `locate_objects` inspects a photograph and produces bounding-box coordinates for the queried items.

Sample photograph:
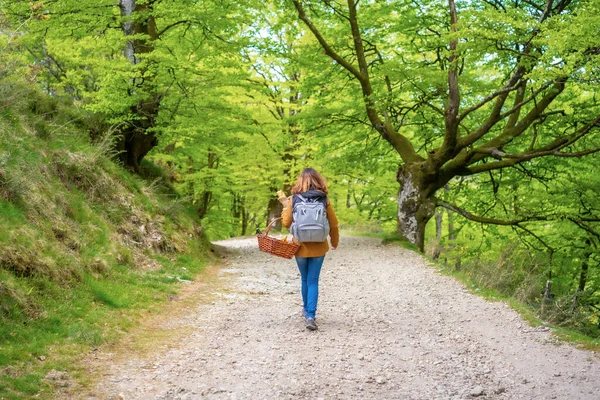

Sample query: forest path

[87,236,599,399]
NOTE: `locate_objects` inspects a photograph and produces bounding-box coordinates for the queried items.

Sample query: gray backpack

[291,193,330,243]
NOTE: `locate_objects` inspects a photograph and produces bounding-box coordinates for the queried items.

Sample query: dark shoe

[305,317,318,331]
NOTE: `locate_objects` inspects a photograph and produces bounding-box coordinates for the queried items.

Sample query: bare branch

[482,0,506,11]
[323,0,351,22]
[466,114,600,171]
[540,0,555,21]
[293,0,422,163]
[437,200,547,225]
[513,224,555,253]
[454,67,528,151]
[498,81,554,120]
[157,20,190,38]
[292,1,363,81]
[439,0,460,162]
[451,0,569,156]
[457,83,521,123]
[569,218,600,242]
[456,78,568,169]
[504,80,527,131]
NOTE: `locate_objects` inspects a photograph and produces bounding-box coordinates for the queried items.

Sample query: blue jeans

[295,256,325,319]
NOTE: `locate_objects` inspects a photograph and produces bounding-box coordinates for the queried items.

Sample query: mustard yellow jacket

[281,197,339,258]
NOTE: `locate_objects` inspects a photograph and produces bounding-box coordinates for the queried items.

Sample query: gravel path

[89,236,600,399]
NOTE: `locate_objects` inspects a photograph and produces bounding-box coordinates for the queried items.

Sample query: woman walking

[281,168,339,331]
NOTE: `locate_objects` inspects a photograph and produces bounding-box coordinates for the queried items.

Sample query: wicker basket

[257,217,300,259]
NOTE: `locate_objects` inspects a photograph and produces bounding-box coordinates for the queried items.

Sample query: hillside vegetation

[0,80,211,399]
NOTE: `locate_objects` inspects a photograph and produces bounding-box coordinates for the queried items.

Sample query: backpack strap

[292,193,327,212]
[292,194,306,213]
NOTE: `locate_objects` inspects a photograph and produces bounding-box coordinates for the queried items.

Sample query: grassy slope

[0,85,213,399]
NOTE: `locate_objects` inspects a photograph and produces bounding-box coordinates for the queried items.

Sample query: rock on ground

[86,236,600,399]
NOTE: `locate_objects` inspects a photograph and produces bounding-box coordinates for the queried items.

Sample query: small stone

[375,377,387,385]
[38,355,46,361]
[494,387,507,394]
[470,386,484,397]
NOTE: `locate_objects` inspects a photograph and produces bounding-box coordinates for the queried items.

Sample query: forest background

[1,0,600,397]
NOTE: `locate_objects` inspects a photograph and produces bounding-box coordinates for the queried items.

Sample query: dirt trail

[88,236,599,399]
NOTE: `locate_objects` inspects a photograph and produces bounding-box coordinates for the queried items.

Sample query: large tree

[289,0,600,251]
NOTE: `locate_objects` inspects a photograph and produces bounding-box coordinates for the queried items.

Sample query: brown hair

[291,168,328,195]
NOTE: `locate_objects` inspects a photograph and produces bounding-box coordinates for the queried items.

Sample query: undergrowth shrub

[447,245,545,304]
[52,137,117,202]
[542,294,600,338]
[0,245,60,280]
[478,246,544,302]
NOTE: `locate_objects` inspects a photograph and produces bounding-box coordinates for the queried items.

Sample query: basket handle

[262,217,282,236]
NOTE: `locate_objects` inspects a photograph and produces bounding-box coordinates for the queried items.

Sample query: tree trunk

[432,209,443,260]
[346,189,352,208]
[444,185,457,241]
[241,204,248,236]
[196,190,212,220]
[266,197,283,231]
[578,239,592,293]
[571,239,593,314]
[118,0,160,172]
[396,164,436,252]
[118,129,158,172]
[435,210,443,240]
[233,194,249,236]
[542,280,553,315]
[117,95,160,172]
[196,151,216,219]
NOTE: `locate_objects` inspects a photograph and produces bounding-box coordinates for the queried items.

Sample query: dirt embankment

[86,236,599,400]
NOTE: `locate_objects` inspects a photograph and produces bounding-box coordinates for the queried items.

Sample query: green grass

[0,201,25,225]
[552,326,600,350]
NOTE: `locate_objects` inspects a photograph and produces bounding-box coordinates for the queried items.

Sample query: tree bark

[118,0,160,172]
[117,95,160,171]
[196,151,216,219]
[241,202,248,236]
[396,164,437,252]
[578,239,592,292]
[432,209,443,260]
